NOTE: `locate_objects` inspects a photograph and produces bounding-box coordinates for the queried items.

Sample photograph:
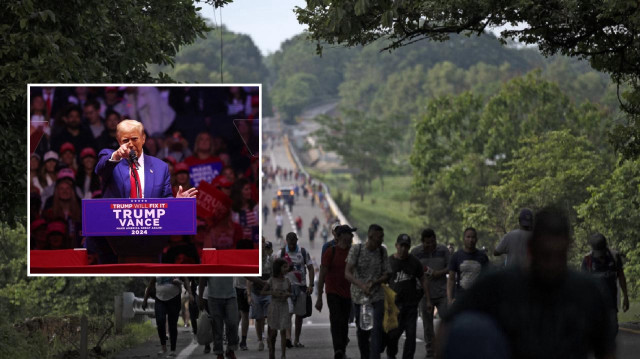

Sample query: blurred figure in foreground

[437,206,616,359]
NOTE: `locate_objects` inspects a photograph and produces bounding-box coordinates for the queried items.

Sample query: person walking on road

[438,206,617,359]
[262,258,293,359]
[386,234,428,359]
[198,277,240,359]
[276,232,315,348]
[275,211,283,244]
[345,224,392,359]
[581,232,630,335]
[247,238,274,351]
[316,224,356,359]
[410,229,450,358]
[447,227,489,305]
[321,221,341,256]
[142,277,193,357]
[234,277,250,351]
[263,204,269,223]
[295,216,303,236]
[494,208,533,268]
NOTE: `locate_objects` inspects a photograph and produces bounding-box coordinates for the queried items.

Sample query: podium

[83,198,196,263]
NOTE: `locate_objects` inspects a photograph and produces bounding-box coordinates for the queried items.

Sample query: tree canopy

[295,0,640,158]
[1,0,211,227]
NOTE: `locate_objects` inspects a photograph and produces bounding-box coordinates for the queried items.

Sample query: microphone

[129,148,139,169]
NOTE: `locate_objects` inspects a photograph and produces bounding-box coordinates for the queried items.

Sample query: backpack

[280,247,308,266]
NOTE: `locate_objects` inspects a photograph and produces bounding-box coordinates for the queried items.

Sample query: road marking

[176,341,198,358]
[269,147,296,239]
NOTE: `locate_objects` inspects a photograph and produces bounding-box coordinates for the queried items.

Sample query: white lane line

[269,147,296,239]
[176,341,198,358]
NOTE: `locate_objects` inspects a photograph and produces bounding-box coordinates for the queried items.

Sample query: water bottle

[359,296,373,331]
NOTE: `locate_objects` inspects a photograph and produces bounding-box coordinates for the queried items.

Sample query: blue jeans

[354,300,385,359]
[386,304,418,359]
[208,297,240,355]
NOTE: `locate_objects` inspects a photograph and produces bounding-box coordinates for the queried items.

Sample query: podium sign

[82,198,197,236]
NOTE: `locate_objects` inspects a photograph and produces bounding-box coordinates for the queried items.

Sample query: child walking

[262,258,292,359]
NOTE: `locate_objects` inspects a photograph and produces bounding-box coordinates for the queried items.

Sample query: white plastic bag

[196,311,212,345]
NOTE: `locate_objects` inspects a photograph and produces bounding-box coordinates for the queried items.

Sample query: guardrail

[284,133,361,244]
[114,292,155,334]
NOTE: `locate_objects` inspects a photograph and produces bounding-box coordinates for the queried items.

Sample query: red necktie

[45,96,52,118]
[130,166,141,198]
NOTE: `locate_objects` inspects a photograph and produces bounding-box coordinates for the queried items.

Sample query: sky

[198,0,308,56]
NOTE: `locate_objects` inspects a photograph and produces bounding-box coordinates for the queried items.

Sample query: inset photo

[28,84,261,275]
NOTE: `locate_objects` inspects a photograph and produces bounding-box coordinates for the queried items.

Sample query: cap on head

[396,233,412,246]
[331,222,341,232]
[80,147,96,159]
[56,168,75,182]
[589,233,608,256]
[44,151,59,162]
[31,218,47,232]
[60,142,76,154]
[46,221,67,236]
[174,162,190,174]
[519,208,533,228]
[335,225,357,236]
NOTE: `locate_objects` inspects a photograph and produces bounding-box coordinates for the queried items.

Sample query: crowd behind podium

[29,86,260,265]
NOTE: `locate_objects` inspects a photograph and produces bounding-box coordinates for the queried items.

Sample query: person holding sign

[89,120,197,263]
[184,132,224,186]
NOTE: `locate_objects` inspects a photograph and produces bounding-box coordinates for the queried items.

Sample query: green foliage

[315,108,400,200]
[1,0,210,228]
[295,0,640,159]
[272,73,319,123]
[0,323,48,359]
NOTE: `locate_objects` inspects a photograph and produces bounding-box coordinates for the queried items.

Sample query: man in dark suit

[89,119,197,263]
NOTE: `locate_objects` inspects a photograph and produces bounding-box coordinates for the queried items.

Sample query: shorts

[236,288,249,313]
[287,286,307,316]
[249,292,271,320]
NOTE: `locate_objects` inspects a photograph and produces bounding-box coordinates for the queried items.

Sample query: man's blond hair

[116,120,145,141]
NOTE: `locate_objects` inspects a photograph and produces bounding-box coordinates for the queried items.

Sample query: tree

[295,0,640,158]
[272,73,319,123]
[315,108,399,200]
[1,0,213,228]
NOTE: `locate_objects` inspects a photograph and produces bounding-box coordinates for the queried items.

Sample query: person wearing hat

[315,224,356,359]
[35,151,60,193]
[172,162,193,197]
[581,232,630,334]
[58,141,79,175]
[76,147,101,199]
[386,233,427,359]
[321,221,342,257]
[494,208,533,268]
[90,119,197,264]
[31,219,48,250]
[46,220,70,250]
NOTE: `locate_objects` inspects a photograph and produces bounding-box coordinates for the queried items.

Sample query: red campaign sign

[196,180,232,224]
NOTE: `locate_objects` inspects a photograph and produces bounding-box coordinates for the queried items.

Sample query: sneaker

[204,344,211,354]
[240,342,248,351]
[258,341,265,351]
[286,339,294,348]
[225,350,237,359]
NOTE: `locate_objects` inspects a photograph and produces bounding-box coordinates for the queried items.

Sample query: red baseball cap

[213,175,233,188]
[31,218,47,232]
[46,221,67,236]
[60,142,75,154]
[174,162,190,174]
[57,168,75,182]
[80,147,96,159]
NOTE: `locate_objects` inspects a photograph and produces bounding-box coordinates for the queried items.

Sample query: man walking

[316,225,356,359]
[276,232,315,347]
[345,224,391,359]
[386,234,427,359]
[447,227,489,305]
[198,277,239,359]
[582,232,630,334]
[494,208,533,268]
[410,229,449,358]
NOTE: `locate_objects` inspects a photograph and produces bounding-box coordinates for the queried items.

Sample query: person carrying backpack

[315,225,356,359]
[581,232,630,335]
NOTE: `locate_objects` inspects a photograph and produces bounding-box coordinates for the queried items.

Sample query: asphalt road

[112,116,640,358]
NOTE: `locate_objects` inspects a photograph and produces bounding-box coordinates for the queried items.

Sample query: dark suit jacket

[95,149,172,198]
